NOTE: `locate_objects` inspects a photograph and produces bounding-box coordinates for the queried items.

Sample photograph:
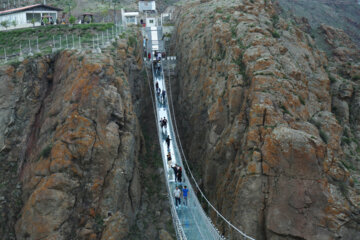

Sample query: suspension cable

[164,60,256,240]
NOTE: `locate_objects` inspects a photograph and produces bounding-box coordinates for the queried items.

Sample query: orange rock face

[0,39,144,239]
[173,0,360,239]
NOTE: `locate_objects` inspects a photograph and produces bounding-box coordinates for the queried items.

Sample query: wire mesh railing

[0,23,129,64]
[163,50,256,240]
[145,51,227,239]
[143,61,187,240]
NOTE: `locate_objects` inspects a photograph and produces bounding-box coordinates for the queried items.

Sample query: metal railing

[144,25,256,240]
[0,24,128,64]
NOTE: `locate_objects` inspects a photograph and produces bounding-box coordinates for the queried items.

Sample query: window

[126,16,136,23]
[149,19,154,23]
[26,13,41,23]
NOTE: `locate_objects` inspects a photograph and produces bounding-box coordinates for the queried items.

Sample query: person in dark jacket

[177,165,182,183]
[166,135,171,149]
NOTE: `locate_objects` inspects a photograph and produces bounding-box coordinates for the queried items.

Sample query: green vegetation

[319,129,328,144]
[329,74,337,83]
[342,136,351,145]
[271,30,280,38]
[215,7,223,14]
[43,17,49,25]
[280,105,292,116]
[0,23,116,63]
[94,214,105,234]
[41,144,53,159]
[69,16,76,25]
[231,25,237,38]
[298,95,305,105]
[338,181,348,197]
[128,35,137,48]
[352,75,360,81]
[1,20,9,30]
[233,51,250,86]
[271,15,279,28]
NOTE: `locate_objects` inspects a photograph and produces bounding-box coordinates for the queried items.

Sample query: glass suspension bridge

[143,25,255,240]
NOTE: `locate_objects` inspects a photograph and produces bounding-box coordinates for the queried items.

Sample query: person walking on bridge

[167,152,172,165]
[162,90,166,104]
[174,186,181,208]
[177,165,182,183]
[155,81,159,92]
[157,87,161,100]
[156,61,161,76]
[182,186,189,207]
[166,135,171,149]
[171,164,178,182]
[161,117,167,129]
[163,117,167,130]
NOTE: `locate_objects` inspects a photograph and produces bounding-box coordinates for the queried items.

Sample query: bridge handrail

[144,61,187,240]
[164,60,256,240]
[156,61,224,240]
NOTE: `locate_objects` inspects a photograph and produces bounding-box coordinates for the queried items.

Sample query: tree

[0,20,9,30]
[43,16,49,25]
[31,18,36,27]
[69,15,76,25]
[12,20,17,28]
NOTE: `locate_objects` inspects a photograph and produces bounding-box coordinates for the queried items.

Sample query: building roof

[0,4,63,16]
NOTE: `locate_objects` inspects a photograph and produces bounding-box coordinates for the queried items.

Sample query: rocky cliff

[171,0,360,239]
[0,34,174,239]
[276,0,360,47]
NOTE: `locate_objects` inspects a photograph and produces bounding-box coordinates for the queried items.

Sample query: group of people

[146,50,165,62]
[166,142,188,209]
[143,32,189,211]
[160,117,168,130]
[155,81,166,105]
[154,60,162,76]
[171,164,183,183]
[174,185,189,208]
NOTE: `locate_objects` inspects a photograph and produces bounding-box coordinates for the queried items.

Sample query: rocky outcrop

[172,0,360,239]
[0,29,176,240]
[0,48,143,240]
[276,0,360,47]
[0,33,174,239]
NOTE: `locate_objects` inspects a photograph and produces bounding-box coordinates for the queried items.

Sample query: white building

[138,0,156,13]
[0,4,62,30]
[121,8,139,26]
[146,17,157,27]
